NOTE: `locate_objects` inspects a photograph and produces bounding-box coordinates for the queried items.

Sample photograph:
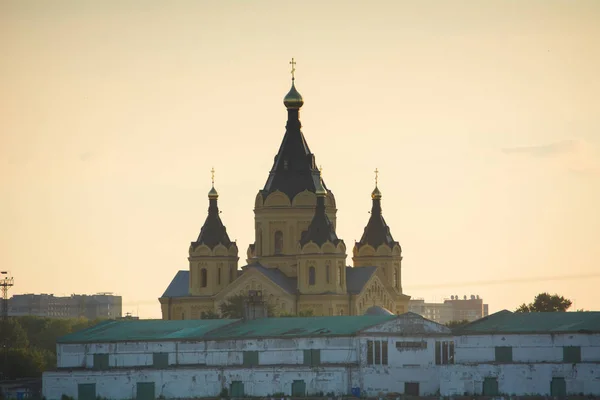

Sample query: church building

[159,62,410,319]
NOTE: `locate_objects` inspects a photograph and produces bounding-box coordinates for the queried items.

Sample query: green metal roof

[457,310,600,335]
[204,315,396,340]
[57,318,239,343]
[57,315,396,344]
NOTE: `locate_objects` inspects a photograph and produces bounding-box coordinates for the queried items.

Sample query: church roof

[355,187,400,251]
[244,264,297,294]
[191,191,232,251]
[300,188,341,247]
[365,305,395,316]
[346,266,378,294]
[261,81,331,200]
[161,270,190,298]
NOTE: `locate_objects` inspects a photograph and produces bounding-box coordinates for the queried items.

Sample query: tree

[515,292,572,313]
[200,310,221,319]
[219,294,275,319]
[445,320,470,329]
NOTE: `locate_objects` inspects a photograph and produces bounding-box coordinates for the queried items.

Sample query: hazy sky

[2,1,599,318]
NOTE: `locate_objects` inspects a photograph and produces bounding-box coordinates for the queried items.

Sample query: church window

[274,230,284,255]
[326,264,330,283]
[308,266,316,286]
[338,266,343,286]
[218,267,221,285]
[200,268,207,288]
[393,269,397,288]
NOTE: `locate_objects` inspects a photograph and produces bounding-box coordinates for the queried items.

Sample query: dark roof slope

[191,197,233,250]
[161,270,189,298]
[346,266,378,294]
[457,310,600,335]
[300,195,341,247]
[246,264,297,294]
[355,193,400,251]
[261,105,330,200]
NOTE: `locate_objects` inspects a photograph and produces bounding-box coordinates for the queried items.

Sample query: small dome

[371,186,382,200]
[315,176,327,197]
[283,81,304,109]
[208,186,219,200]
[365,305,394,316]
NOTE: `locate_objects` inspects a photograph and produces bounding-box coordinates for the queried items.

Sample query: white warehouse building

[43,310,600,399]
[43,312,452,400]
[444,310,600,397]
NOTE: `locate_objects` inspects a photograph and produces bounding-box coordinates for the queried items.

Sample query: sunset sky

[2,1,599,318]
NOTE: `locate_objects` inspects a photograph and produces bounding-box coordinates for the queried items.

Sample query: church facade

[159,69,410,319]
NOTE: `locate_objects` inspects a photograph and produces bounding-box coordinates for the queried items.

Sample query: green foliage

[219,294,276,319]
[1,316,103,379]
[515,292,573,313]
[445,319,470,329]
[200,310,221,319]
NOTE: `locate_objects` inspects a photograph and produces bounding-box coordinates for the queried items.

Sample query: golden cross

[374,168,379,186]
[290,58,296,80]
[319,165,323,177]
[211,167,215,186]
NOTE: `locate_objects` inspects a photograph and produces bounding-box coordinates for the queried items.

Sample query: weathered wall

[455,333,600,363]
[440,363,600,396]
[43,367,349,400]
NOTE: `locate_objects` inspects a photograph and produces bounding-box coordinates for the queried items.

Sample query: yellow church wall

[297,241,347,295]
[188,243,239,296]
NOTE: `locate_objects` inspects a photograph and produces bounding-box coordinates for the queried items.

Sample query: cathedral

[159,63,410,319]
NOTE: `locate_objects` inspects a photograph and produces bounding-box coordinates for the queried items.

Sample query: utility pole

[0,271,14,380]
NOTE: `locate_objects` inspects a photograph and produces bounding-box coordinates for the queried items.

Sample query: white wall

[441,363,600,396]
[43,367,349,400]
[455,333,600,364]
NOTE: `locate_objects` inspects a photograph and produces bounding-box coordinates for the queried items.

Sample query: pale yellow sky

[1,1,599,318]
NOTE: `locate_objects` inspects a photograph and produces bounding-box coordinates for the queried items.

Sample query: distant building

[8,293,122,319]
[409,294,488,324]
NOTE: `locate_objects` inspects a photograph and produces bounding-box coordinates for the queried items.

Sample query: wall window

[366,340,388,365]
[393,269,398,288]
[435,341,454,365]
[563,346,581,363]
[152,353,169,369]
[200,268,207,288]
[326,264,330,283]
[337,266,342,286]
[243,351,259,367]
[274,230,284,254]
[217,267,221,285]
[92,354,109,370]
[308,266,316,286]
[495,346,513,362]
[303,349,321,366]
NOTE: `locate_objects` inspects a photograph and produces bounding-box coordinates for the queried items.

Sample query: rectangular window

[563,346,581,363]
[93,354,109,370]
[243,351,259,367]
[366,340,388,365]
[152,353,169,369]
[367,340,374,364]
[435,341,454,365]
[303,349,321,366]
[495,346,513,363]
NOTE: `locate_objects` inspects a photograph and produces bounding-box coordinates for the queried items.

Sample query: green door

[230,381,244,398]
[482,377,499,396]
[292,380,306,397]
[137,382,156,400]
[78,384,96,400]
[551,378,567,397]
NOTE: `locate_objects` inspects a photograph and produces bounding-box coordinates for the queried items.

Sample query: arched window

[392,269,397,288]
[200,268,208,288]
[338,266,343,286]
[326,264,330,283]
[308,266,316,286]
[274,230,284,255]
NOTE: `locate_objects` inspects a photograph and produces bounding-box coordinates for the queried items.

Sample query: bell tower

[188,169,239,296]
[248,59,337,276]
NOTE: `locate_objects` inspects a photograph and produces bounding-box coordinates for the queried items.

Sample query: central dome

[283,81,304,109]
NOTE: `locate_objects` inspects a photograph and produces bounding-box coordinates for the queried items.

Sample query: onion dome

[355,181,400,251]
[283,81,304,109]
[300,172,341,247]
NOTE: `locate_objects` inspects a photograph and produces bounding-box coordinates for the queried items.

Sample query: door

[404,382,419,396]
[292,380,306,397]
[230,381,244,398]
[78,384,96,400]
[137,382,156,400]
[551,378,567,397]
[483,377,499,396]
